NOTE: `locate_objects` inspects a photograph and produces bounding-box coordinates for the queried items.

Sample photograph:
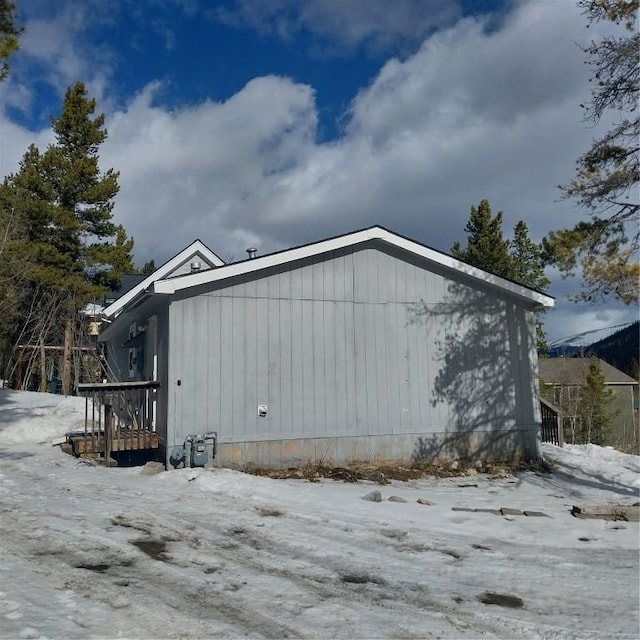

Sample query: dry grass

[245,457,551,483]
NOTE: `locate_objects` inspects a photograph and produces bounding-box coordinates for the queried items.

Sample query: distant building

[538,357,638,448]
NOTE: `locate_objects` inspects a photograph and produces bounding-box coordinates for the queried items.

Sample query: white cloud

[100,76,317,258]
[0,0,118,126]
[0,118,53,178]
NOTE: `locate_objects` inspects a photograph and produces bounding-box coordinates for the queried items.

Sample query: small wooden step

[69,431,158,455]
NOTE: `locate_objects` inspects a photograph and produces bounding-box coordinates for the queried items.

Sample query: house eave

[102,239,224,320]
[99,289,166,342]
[151,226,555,308]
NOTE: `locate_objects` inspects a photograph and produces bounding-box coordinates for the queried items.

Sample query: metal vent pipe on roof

[246,248,257,259]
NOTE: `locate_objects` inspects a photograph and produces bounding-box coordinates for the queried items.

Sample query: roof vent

[246,248,257,259]
[190,260,202,272]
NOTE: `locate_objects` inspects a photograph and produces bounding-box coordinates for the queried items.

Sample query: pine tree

[0,83,135,392]
[545,0,639,304]
[452,200,550,349]
[45,83,134,292]
[576,358,616,445]
[0,0,21,82]
[511,221,550,291]
[511,221,551,349]
[451,200,513,276]
[140,259,156,275]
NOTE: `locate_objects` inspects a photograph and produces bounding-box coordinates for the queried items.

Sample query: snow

[0,389,638,639]
[0,390,86,446]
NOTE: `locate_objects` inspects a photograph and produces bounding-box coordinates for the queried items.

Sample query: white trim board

[152,226,554,308]
[103,239,224,319]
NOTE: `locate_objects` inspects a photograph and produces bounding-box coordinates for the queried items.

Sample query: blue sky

[0,0,636,342]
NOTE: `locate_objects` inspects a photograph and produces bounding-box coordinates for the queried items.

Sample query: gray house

[99,226,554,469]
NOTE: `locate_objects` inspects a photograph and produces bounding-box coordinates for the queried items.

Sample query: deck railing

[75,380,161,459]
[540,398,564,446]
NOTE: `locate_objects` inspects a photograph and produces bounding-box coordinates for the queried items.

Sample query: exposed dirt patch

[477,592,524,608]
[340,572,386,585]
[71,555,134,572]
[111,514,154,534]
[246,458,551,482]
[74,562,111,572]
[131,538,169,562]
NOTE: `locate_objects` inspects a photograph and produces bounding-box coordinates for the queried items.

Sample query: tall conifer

[0,83,135,392]
[577,358,616,445]
[451,200,513,276]
[452,200,550,349]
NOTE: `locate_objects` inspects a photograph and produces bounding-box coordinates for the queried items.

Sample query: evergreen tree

[451,200,513,276]
[511,221,550,292]
[0,0,21,82]
[576,358,617,445]
[511,221,551,350]
[0,174,30,376]
[0,83,135,392]
[545,0,638,304]
[140,259,156,275]
[452,200,551,349]
[46,83,134,292]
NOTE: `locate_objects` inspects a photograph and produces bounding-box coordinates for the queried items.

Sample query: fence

[540,398,564,446]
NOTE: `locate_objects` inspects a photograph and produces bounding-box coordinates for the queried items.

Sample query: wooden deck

[69,430,158,456]
[74,380,161,461]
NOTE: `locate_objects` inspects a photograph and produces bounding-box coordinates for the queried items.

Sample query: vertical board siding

[168,243,535,460]
[219,297,233,441]
[278,298,292,435]
[231,297,245,436]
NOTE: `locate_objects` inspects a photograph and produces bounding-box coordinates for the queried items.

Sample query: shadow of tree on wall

[407,277,537,464]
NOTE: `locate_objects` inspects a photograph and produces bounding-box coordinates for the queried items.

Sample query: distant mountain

[588,321,639,378]
[546,321,639,379]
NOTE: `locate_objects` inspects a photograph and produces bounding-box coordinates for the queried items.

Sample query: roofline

[103,239,224,318]
[152,225,555,308]
[539,356,638,385]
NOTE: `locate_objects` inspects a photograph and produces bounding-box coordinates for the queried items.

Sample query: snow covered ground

[0,389,638,640]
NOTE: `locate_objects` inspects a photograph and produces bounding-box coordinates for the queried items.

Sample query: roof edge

[103,239,224,318]
[152,225,555,308]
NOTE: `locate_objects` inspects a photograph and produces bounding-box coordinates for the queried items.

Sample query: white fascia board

[103,239,224,319]
[152,229,377,294]
[374,228,555,308]
[152,226,555,308]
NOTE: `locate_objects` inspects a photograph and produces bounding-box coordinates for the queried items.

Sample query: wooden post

[557,410,564,447]
[38,340,47,392]
[16,348,25,390]
[61,318,73,396]
[91,392,96,451]
[104,403,112,462]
